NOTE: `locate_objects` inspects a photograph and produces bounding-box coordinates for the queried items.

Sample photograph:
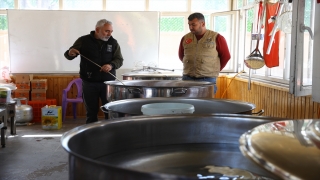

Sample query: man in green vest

[178,12,231,96]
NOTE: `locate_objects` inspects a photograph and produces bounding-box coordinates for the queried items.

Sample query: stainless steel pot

[13,97,33,124]
[105,80,214,102]
[240,119,320,180]
[101,97,264,119]
[61,114,281,180]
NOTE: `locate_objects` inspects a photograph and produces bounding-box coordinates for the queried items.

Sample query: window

[19,0,58,10]
[211,11,239,72]
[149,0,188,12]
[106,0,145,11]
[158,15,186,69]
[63,0,102,10]
[191,0,230,12]
[290,0,315,96]
[0,0,14,9]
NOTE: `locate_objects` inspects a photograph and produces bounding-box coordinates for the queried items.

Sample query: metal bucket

[105,80,214,102]
[101,98,263,119]
[61,114,281,180]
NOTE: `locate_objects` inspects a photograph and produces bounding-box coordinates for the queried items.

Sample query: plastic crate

[28,99,57,123]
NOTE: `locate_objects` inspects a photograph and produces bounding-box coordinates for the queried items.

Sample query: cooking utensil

[244,1,265,70]
[244,2,266,90]
[240,119,320,180]
[100,97,264,119]
[105,80,214,102]
[79,53,125,85]
[61,114,282,180]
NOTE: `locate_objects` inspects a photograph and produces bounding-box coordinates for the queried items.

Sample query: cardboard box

[31,79,47,90]
[31,89,46,101]
[28,99,57,123]
[15,74,31,83]
[41,106,62,130]
[15,82,30,90]
[13,90,30,99]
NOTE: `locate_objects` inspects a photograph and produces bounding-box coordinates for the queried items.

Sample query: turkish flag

[263,2,280,68]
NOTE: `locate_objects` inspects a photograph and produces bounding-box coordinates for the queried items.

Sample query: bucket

[141,103,194,115]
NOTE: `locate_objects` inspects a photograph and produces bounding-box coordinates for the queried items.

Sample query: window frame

[289,0,315,96]
[211,10,239,73]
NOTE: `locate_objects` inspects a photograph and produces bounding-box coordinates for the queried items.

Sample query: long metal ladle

[79,53,125,85]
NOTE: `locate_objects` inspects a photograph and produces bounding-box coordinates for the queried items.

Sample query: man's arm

[178,37,184,61]
[110,43,124,69]
[216,34,231,71]
[64,37,82,60]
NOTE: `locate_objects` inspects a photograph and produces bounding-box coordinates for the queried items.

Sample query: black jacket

[64,31,124,82]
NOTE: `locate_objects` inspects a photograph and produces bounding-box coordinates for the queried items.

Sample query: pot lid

[239,119,320,180]
[104,80,213,87]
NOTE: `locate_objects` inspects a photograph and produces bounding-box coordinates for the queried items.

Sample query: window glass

[106,0,145,11]
[160,17,184,32]
[158,16,185,69]
[236,0,245,9]
[0,0,14,9]
[204,15,210,28]
[212,11,238,72]
[19,0,58,10]
[0,15,10,80]
[302,0,313,86]
[191,0,229,12]
[63,0,102,10]
[149,0,187,12]
[270,31,286,78]
[0,15,8,30]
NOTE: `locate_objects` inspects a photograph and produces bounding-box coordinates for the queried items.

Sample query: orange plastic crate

[28,99,57,123]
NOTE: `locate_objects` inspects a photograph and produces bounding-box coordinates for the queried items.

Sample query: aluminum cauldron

[61,114,281,180]
[105,80,214,102]
[101,97,264,119]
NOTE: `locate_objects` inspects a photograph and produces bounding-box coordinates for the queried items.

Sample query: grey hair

[96,19,112,28]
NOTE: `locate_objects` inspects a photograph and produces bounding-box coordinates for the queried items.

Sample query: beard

[99,34,111,41]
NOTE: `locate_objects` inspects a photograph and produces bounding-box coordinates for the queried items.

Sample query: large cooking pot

[13,97,33,124]
[101,97,264,119]
[240,119,320,180]
[61,114,281,180]
[105,80,214,102]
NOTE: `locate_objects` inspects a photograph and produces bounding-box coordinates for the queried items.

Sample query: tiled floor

[0,118,87,180]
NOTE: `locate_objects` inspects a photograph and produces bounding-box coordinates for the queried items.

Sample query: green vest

[182,30,220,78]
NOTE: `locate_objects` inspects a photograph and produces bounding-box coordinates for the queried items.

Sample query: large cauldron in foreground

[61,114,280,180]
[101,98,264,119]
[105,80,214,102]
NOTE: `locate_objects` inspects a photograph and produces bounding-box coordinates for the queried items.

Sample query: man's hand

[68,48,80,57]
[101,64,113,73]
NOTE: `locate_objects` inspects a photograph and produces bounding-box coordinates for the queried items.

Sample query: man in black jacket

[64,19,124,124]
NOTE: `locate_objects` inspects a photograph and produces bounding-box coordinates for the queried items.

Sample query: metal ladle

[79,53,126,85]
[244,2,266,90]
